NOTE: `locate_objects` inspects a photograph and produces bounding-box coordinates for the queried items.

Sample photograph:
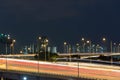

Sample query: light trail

[0,58,120,80]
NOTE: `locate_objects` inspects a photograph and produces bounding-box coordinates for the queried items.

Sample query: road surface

[0,58,120,80]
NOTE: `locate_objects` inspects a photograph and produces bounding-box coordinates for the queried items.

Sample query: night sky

[0,0,120,50]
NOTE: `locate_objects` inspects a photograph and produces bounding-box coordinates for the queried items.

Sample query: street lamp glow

[1,33,3,36]
[28,47,31,50]
[46,39,48,43]
[20,50,23,54]
[64,42,67,45]
[102,37,106,42]
[114,43,116,45]
[13,39,16,43]
[86,40,90,43]
[8,36,10,39]
[119,43,120,46]
[23,77,27,80]
[76,43,79,46]
[38,37,41,40]
[82,38,85,41]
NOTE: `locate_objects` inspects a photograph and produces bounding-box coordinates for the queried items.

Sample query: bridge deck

[0,58,120,80]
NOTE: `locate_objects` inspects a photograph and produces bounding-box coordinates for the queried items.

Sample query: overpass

[0,58,120,80]
[1,53,120,59]
[58,53,120,58]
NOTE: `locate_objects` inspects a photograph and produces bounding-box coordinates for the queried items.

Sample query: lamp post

[38,37,41,53]
[86,40,91,53]
[38,36,42,74]
[86,40,92,63]
[76,43,80,53]
[102,37,106,53]
[64,42,67,53]
[81,38,85,53]
[10,39,16,54]
[28,47,31,54]
[113,43,116,53]
[44,39,48,61]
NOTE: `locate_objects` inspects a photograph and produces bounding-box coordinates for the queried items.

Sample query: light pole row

[63,37,120,53]
[38,36,49,61]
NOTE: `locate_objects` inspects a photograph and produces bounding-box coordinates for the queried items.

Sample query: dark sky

[0,0,120,49]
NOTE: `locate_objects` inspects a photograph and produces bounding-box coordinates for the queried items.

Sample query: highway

[0,58,120,80]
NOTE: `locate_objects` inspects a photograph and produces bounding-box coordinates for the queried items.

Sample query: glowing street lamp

[64,42,67,53]
[12,39,16,54]
[86,40,90,44]
[86,40,91,53]
[82,38,85,41]
[20,50,23,54]
[81,38,85,53]
[38,37,41,40]
[76,43,80,53]
[102,37,107,52]
[10,39,16,54]
[38,36,42,53]
[44,39,48,61]
[102,37,106,42]
[64,42,67,45]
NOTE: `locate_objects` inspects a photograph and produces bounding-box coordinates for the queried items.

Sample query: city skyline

[0,0,120,49]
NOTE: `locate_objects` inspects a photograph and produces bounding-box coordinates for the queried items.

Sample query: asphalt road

[0,58,120,80]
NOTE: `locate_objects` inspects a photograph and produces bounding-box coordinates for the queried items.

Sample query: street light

[64,42,67,53]
[76,43,80,53]
[87,40,92,63]
[23,76,27,80]
[102,37,106,42]
[39,37,41,40]
[86,40,91,53]
[113,43,116,53]
[102,37,106,52]
[10,39,16,54]
[82,37,85,41]
[81,38,85,53]
[28,47,31,53]
[43,39,49,61]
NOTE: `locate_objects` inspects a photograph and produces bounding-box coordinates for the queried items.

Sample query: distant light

[76,43,79,46]
[82,38,85,41]
[8,36,10,39]
[64,42,67,45]
[23,77,27,80]
[20,50,23,53]
[5,35,7,37]
[1,34,3,36]
[86,40,90,43]
[39,37,41,40]
[102,37,106,41]
[13,39,16,43]
[46,39,48,42]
